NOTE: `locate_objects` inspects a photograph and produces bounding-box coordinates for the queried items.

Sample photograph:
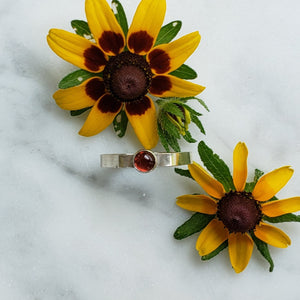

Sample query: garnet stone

[133,150,157,173]
[217,191,262,233]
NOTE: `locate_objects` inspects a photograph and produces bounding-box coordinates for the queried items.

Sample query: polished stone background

[1,0,300,299]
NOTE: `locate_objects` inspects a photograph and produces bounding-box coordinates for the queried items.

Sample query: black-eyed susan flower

[175,141,300,273]
[47,0,205,149]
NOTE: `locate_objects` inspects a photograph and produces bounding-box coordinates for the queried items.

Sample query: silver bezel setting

[132,149,158,173]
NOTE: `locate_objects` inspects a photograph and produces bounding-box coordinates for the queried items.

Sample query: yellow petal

[261,197,300,217]
[196,219,229,256]
[47,29,107,72]
[127,0,166,55]
[149,75,205,98]
[125,96,158,149]
[176,195,218,214]
[254,222,291,248]
[252,166,294,201]
[233,142,248,191]
[147,31,201,75]
[53,77,105,110]
[79,94,122,136]
[228,232,253,273]
[188,162,225,199]
[85,0,125,55]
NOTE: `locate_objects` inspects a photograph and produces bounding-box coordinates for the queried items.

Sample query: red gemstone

[133,150,156,173]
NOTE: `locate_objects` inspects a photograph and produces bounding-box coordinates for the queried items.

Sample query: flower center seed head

[103,52,152,102]
[217,191,262,233]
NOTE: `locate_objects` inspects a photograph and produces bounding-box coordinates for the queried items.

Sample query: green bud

[166,104,191,135]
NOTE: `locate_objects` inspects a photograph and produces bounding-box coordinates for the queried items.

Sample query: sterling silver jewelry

[100,149,191,173]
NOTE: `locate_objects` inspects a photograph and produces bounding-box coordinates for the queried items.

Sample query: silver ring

[100,149,191,173]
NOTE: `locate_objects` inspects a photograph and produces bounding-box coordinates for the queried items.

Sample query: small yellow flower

[47,0,205,149]
[176,142,300,273]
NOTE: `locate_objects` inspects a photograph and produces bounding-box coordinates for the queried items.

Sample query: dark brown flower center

[217,191,262,233]
[103,52,152,102]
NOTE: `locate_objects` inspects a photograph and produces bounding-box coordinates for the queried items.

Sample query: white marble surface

[1,0,300,299]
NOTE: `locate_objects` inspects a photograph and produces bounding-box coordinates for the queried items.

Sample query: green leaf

[155,20,182,46]
[155,99,164,106]
[182,131,197,143]
[70,107,92,116]
[174,168,194,180]
[159,114,181,139]
[250,231,274,272]
[162,102,184,118]
[181,103,202,116]
[180,97,209,112]
[198,141,235,192]
[171,103,206,135]
[195,97,210,112]
[244,169,265,192]
[158,119,181,152]
[170,64,197,80]
[71,20,92,38]
[158,123,170,152]
[112,0,128,36]
[244,182,256,193]
[191,114,206,135]
[174,213,214,240]
[113,110,128,137]
[58,69,101,89]
[254,169,264,183]
[158,97,209,114]
[263,213,300,223]
[201,240,228,261]
[165,132,181,152]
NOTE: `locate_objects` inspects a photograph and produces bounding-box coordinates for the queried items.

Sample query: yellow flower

[176,142,300,273]
[47,0,205,149]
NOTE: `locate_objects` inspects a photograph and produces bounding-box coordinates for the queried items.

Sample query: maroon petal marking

[97,94,122,113]
[127,31,154,54]
[148,49,171,74]
[84,45,107,71]
[125,96,151,116]
[85,78,106,101]
[99,31,124,55]
[149,76,172,95]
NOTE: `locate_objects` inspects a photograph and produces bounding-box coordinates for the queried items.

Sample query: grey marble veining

[1,0,300,299]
